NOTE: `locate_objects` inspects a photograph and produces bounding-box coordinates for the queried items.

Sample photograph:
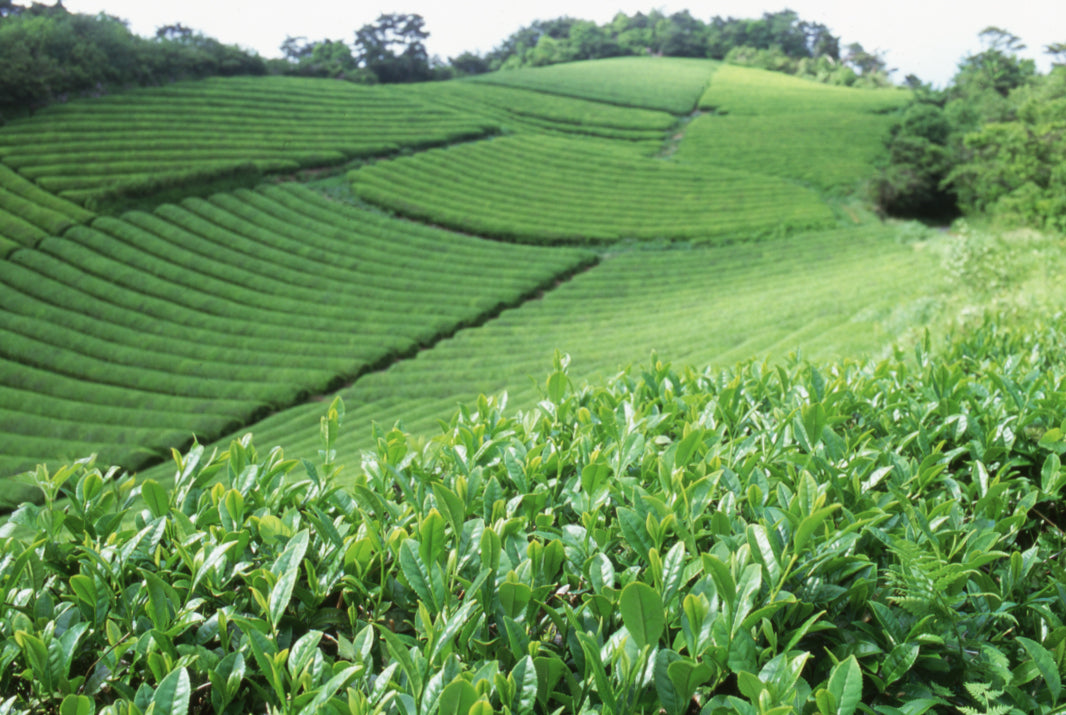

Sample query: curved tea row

[409,81,675,143]
[0,182,592,491]
[0,76,498,207]
[350,133,836,244]
[0,165,94,256]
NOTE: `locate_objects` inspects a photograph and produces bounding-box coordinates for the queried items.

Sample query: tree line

[871,27,1066,231]
[1,2,892,118]
[0,1,265,116]
[283,9,893,89]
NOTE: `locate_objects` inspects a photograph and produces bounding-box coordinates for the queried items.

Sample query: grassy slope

[468,56,721,113]
[0,58,966,498]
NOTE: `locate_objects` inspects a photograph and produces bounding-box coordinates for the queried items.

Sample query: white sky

[60,0,1064,87]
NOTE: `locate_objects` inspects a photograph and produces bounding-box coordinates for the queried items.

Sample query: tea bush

[4,318,1066,713]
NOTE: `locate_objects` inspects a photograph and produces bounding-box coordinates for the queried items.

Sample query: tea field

[0,76,498,208]
[674,65,908,190]
[0,182,590,503]
[350,133,836,244]
[468,56,721,113]
[407,81,675,143]
[139,218,949,484]
[2,56,1065,715]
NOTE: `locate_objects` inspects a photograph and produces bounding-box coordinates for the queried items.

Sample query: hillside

[1,56,1064,714]
[0,58,912,492]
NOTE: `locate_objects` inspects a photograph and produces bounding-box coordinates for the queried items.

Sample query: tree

[354,13,430,83]
[1045,41,1066,66]
[449,51,489,76]
[953,26,1035,97]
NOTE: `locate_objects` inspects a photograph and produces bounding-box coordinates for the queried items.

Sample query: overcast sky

[60,0,1064,87]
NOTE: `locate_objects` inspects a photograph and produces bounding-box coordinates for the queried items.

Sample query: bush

[3,323,1066,712]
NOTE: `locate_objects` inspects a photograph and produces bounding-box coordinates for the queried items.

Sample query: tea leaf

[620,581,665,649]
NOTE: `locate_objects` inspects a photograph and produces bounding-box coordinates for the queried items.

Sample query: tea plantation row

[0,76,497,207]
[408,82,675,143]
[0,165,94,255]
[0,183,592,502]
[350,134,837,244]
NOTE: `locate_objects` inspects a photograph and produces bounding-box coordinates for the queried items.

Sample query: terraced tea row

[0,75,498,207]
[674,65,908,191]
[177,223,947,480]
[0,165,94,257]
[470,56,720,113]
[0,183,592,497]
[408,81,675,143]
[350,134,836,244]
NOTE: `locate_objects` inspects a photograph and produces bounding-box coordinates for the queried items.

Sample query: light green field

[675,65,907,191]
[470,56,721,113]
[141,220,949,483]
[675,111,899,190]
[350,133,835,244]
[698,64,907,114]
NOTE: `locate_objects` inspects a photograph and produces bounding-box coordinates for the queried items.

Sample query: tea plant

[4,318,1066,713]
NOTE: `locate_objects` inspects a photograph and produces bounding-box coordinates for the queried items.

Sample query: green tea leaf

[288,630,323,680]
[269,529,310,629]
[511,655,538,714]
[826,655,862,715]
[577,630,617,714]
[702,553,736,609]
[150,667,190,715]
[499,580,533,619]
[400,538,438,612]
[431,483,466,536]
[59,694,95,715]
[620,581,665,648]
[881,642,918,687]
[617,507,653,557]
[142,570,176,631]
[438,679,478,715]
[794,505,840,553]
[654,649,684,715]
[419,509,446,565]
[140,479,169,518]
[1041,453,1065,496]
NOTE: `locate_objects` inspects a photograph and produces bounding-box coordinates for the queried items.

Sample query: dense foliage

[0,2,264,117]
[872,27,1066,227]
[4,318,1066,713]
[475,10,891,88]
